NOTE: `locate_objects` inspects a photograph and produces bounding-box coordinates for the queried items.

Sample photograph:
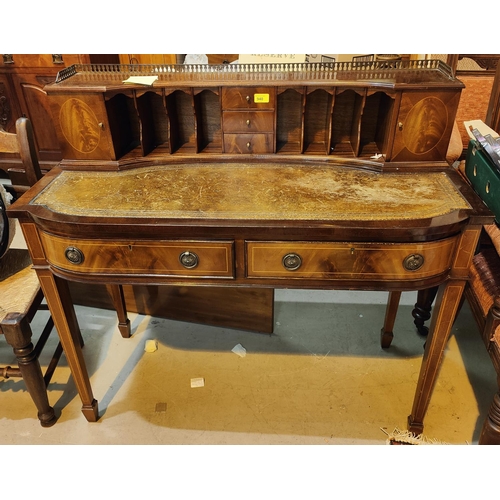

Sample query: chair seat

[0,249,39,323]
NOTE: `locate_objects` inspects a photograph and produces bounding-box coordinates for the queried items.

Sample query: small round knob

[398,122,404,131]
[65,246,84,265]
[403,253,424,271]
[246,119,251,126]
[179,251,199,269]
[282,253,302,271]
[246,142,251,150]
[246,95,250,102]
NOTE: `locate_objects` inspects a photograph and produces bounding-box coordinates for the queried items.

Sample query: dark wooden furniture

[46,60,462,164]
[412,129,500,444]
[8,61,494,435]
[407,56,500,338]
[486,62,500,134]
[0,55,275,332]
[0,117,59,427]
[465,224,500,444]
[0,54,120,192]
[440,55,500,157]
[446,55,500,76]
[455,140,500,444]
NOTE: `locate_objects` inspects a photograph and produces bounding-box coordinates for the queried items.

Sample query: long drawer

[246,239,458,280]
[39,232,235,278]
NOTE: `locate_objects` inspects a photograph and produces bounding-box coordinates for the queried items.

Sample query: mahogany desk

[8,158,493,433]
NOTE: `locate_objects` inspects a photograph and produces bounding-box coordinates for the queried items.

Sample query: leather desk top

[31,163,470,221]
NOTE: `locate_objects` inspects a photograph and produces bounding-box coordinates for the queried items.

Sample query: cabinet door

[11,72,62,162]
[49,93,116,160]
[390,90,461,162]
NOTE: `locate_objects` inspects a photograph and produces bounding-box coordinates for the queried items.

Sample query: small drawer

[223,133,274,154]
[39,232,234,278]
[223,111,274,133]
[246,239,458,280]
[222,87,275,109]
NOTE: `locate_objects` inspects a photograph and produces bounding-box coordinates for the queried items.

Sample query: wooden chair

[1,117,132,426]
[0,117,60,426]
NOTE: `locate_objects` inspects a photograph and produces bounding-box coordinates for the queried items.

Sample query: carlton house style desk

[8,60,494,434]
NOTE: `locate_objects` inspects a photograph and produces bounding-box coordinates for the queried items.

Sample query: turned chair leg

[479,376,500,445]
[108,284,131,338]
[2,312,57,427]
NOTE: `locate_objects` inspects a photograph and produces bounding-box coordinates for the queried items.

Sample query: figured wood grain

[221,87,275,109]
[223,133,274,154]
[222,111,274,132]
[246,239,458,280]
[391,91,460,162]
[38,233,234,277]
[42,62,466,163]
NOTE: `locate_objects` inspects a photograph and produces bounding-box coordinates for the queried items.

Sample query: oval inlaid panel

[403,97,448,155]
[59,98,101,154]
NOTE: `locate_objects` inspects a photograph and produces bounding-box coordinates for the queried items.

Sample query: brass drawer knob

[403,253,424,271]
[65,246,85,265]
[282,253,302,271]
[246,119,251,126]
[246,142,251,150]
[179,251,199,269]
[246,95,251,102]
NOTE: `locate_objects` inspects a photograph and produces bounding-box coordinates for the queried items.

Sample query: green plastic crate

[465,139,500,223]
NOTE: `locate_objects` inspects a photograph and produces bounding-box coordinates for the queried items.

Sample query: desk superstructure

[45,60,462,165]
[8,62,493,433]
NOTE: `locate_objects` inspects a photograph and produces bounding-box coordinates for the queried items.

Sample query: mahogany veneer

[7,61,494,435]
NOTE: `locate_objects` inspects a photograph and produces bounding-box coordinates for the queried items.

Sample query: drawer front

[246,239,458,280]
[222,87,275,109]
[224,133,274,154]
[39,232,234,278]
[223,111,274,133]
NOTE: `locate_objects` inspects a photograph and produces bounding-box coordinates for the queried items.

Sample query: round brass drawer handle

[179,251,199,269]
[282,253,302,271]
[65,246,85,265]
[403,253,424,271]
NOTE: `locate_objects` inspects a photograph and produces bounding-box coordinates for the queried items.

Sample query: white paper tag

[144,339,158,353]
[190,377,205,388]
[231,344,247,358]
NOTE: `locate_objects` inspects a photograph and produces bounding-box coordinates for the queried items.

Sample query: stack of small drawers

[221,87,275,153]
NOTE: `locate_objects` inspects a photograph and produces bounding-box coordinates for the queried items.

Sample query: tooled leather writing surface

[32,163,470,221]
